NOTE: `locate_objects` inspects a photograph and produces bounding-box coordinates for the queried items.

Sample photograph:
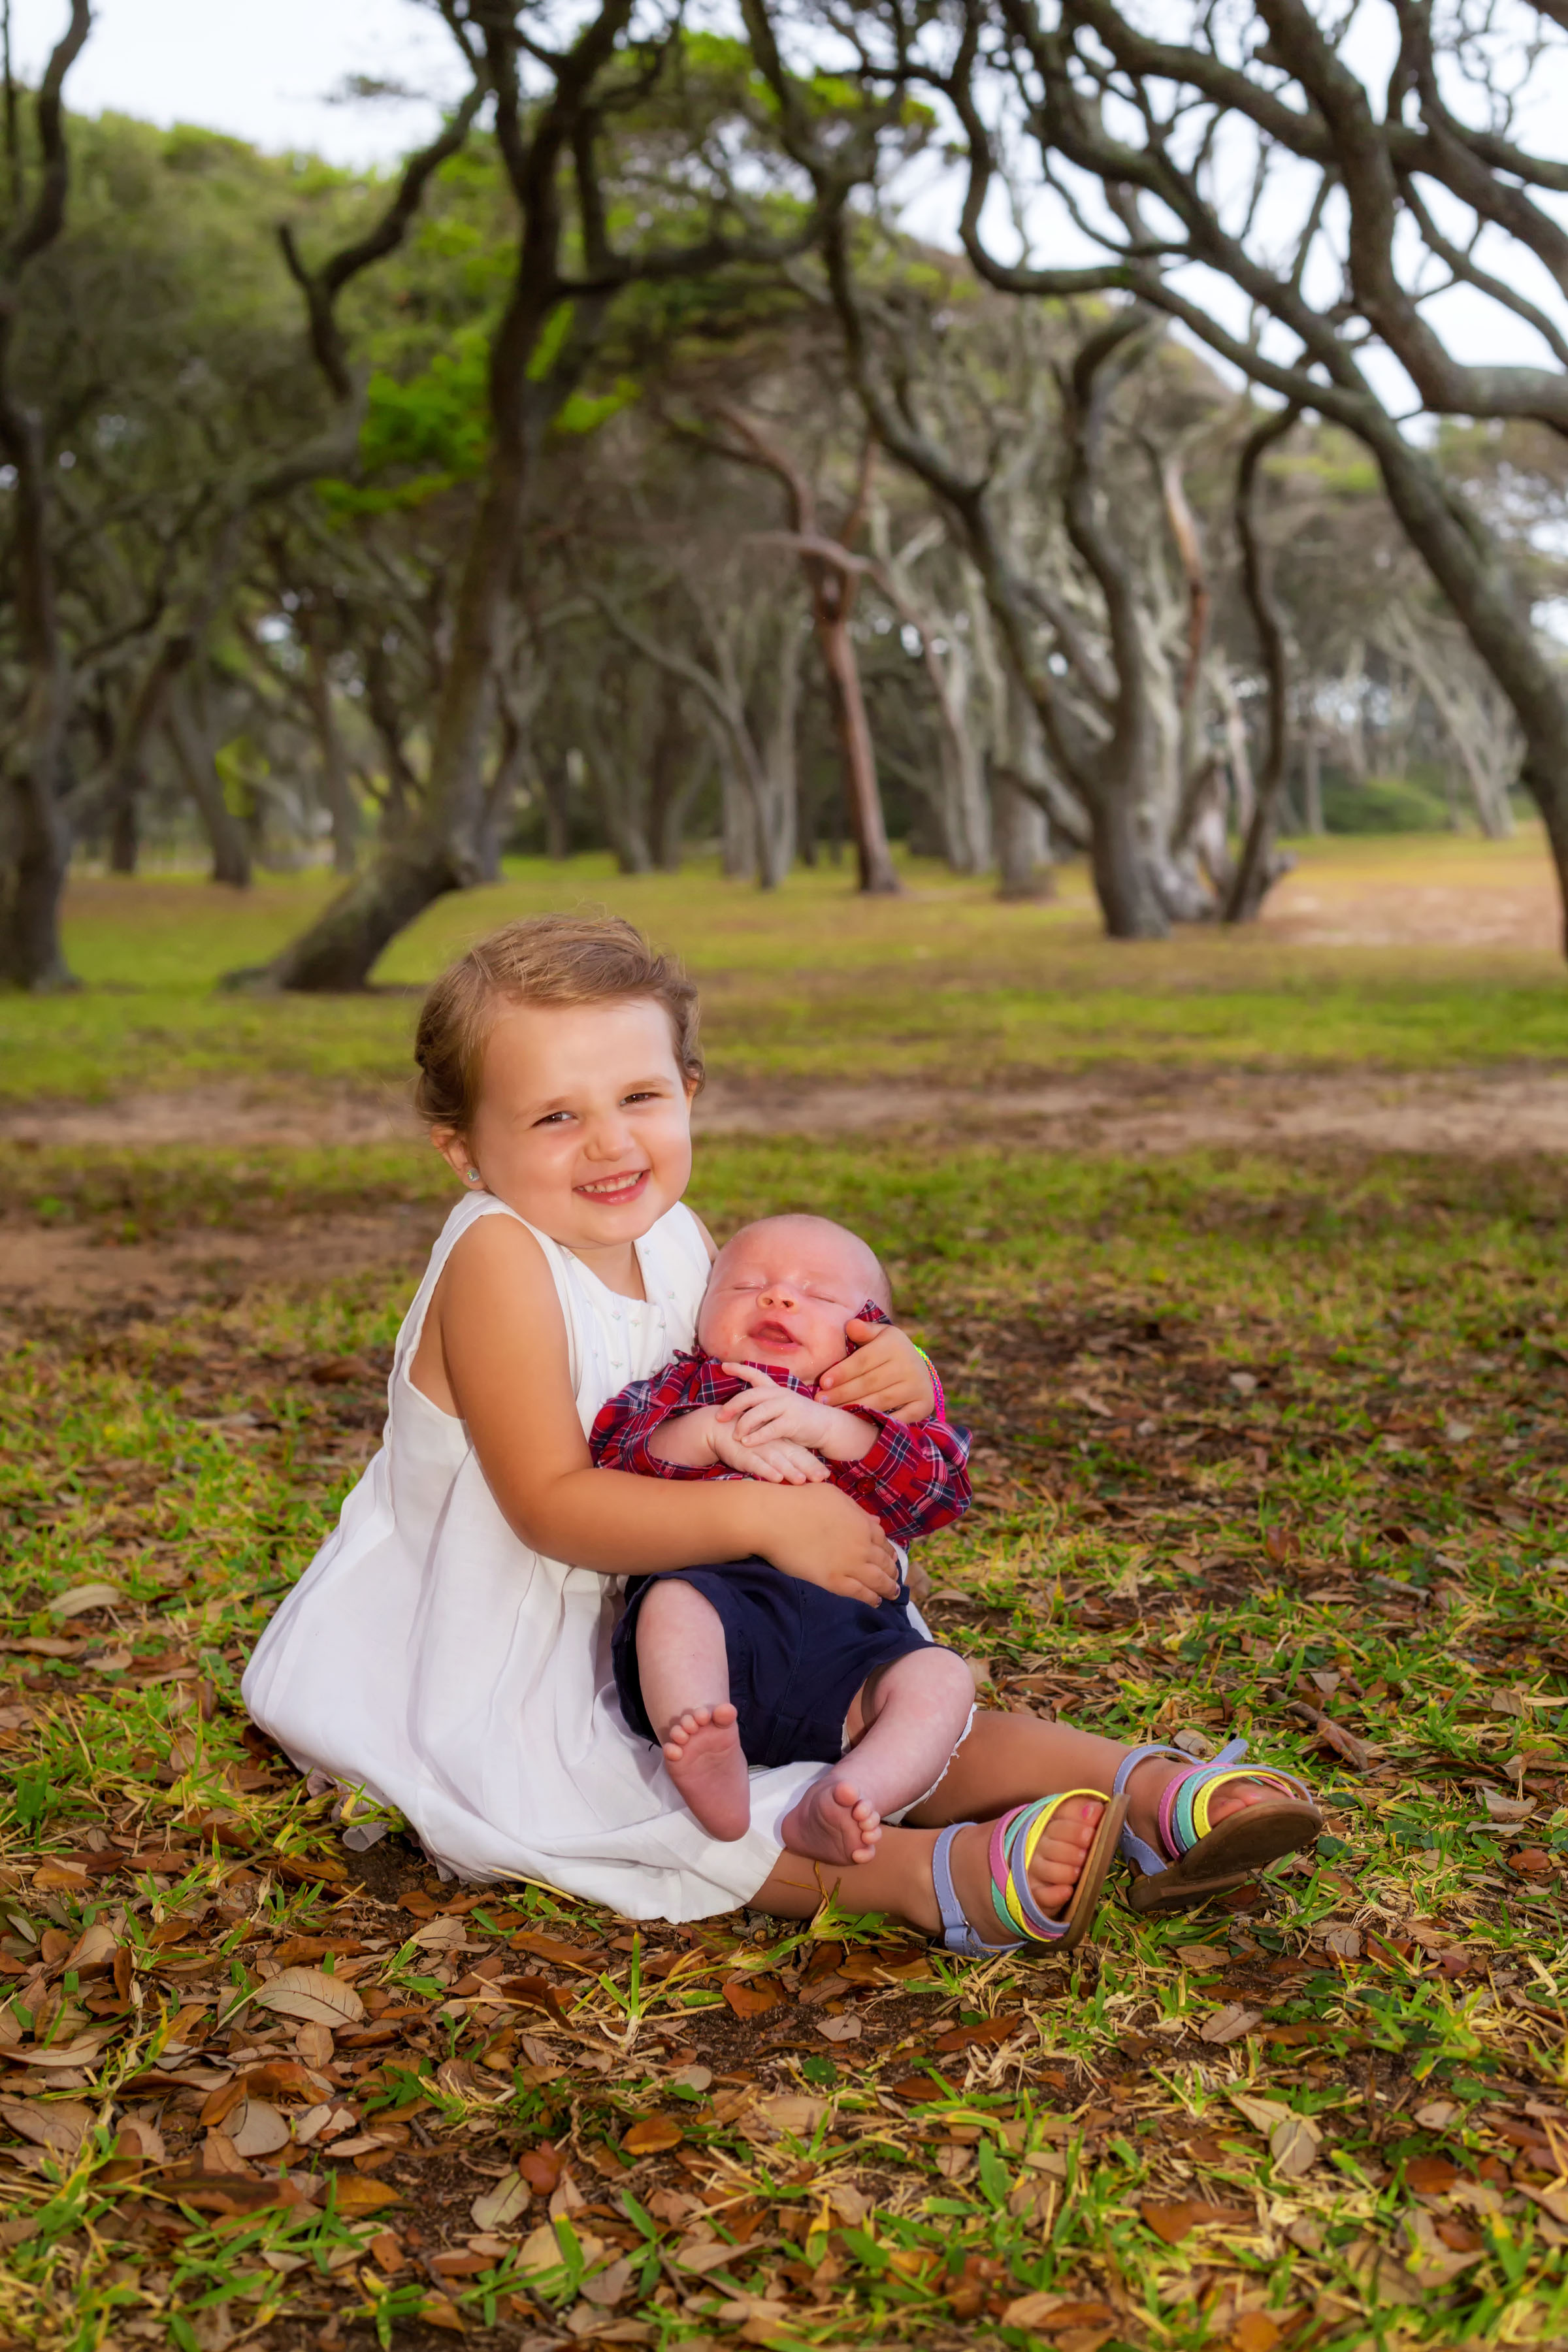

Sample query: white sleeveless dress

[241,1191,821,1918]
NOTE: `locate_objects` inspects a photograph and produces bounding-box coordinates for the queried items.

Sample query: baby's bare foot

[662,1705,749,1842]
[781,1776,883,1867]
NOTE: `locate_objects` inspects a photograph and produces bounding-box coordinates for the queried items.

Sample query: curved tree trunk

[817,600,898,893]
[1226,407,1297,924]
[168,687,251,890]
[1367,421,1568,951]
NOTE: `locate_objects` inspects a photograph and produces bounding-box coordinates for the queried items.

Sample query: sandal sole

[1056,1791,1130,1953]
[1125,1800,1324,1914]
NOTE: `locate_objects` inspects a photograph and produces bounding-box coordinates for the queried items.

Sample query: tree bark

[302,616,358,874]
[0,0,90,990]
[817,598,897,894]
[1365,419,1568,949]
[168,687,252,890]
[1226,406,1296,923]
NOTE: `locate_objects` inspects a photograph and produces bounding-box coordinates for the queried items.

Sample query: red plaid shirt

[589,1303,970,1548]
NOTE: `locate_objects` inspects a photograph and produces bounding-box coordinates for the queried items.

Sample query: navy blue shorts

[612,1557,935,1771]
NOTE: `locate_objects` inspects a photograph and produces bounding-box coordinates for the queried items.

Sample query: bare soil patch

[0,1203,445,1317]
[5,1060,1568,1161]
[1264,850,1558,949]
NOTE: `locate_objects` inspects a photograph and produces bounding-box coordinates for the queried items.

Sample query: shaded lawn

[4,836,1565,1106]
[1,1139,1567,2350]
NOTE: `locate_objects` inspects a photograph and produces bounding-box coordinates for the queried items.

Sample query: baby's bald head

[698,1214,891,1381]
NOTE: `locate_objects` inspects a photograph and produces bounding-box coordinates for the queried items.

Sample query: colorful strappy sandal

[931,1788,1129,1957]
[1112,1739,1323,1913]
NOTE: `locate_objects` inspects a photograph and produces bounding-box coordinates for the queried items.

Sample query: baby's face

[697,1219,880,1384]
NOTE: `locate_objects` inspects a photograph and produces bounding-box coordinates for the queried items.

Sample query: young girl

[243,915,1324,1955]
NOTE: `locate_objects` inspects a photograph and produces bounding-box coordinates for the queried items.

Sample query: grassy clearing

[3,832,1562,1105]
[3,1136,1567,2350]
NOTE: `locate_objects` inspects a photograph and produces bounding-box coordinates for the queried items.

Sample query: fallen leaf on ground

[1269,2115,1322,2178]
[49,1582,122,1617]
[623,2115,682,2154]
[817,2012,862,2042]
[252,1967,365,2029]
[1141,2199,1251,2244]
[722,1976,782,2017]
[332,2177,402,2214]
[1199,2004,1262,2045]
[471,2170,531,2230]
[1175,1943,1230,1969]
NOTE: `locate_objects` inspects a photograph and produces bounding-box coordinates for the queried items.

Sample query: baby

[591,1214,977,1867]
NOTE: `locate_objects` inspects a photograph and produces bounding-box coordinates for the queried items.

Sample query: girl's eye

[534,1110,574,1127]
[621,1090,662,1105]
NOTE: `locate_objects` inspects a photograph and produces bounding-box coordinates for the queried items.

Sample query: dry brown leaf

[1232,2315,1281,2352]
[517,2223,563,2279]
[49,1582,123,1618]
[1269,2115,1322,2179]
[721,1975,783,2017]
[578,2257,634,2307]
[623,2115,682,2155]
[816,2013,862,2042]
[1175,1943,1230,1969]
[252,1967,365,2030]
[471,2171,531,2232]
[508,1931,606,1972]
[753,2094,828,2140]
[1198,2004,1262,2046]
[0,2096,94,2159]
[333,2177,403,2214]
[1141,2198,1250,2244]
[1406,2154,1460,2195]
[227,2099,291,2159]
[4,2035,108,2070]
[417,2294,465,2333]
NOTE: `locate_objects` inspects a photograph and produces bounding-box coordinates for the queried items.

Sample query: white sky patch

[9,0,462,165]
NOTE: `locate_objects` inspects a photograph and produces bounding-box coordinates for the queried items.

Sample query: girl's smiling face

[433,996,697,1278]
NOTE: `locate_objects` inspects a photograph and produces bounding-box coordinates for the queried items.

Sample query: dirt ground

[5,1057,1568,1156]
[3,1058,1567,1318]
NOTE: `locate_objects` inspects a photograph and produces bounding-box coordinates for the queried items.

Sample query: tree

[0,0,90,988]
[254,6,832,991]
[938,0,1568,946]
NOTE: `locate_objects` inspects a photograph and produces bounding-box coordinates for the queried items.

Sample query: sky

[12,0,1566,398]
[10,0,465,167]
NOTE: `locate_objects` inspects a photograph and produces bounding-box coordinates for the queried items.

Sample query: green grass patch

[2,1134,1567,2345]
[3,832,1562,1103]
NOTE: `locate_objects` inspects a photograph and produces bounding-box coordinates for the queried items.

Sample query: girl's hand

[711,1424,828,1485]
[817,1322,936,1423]
[747,1485,900,1607]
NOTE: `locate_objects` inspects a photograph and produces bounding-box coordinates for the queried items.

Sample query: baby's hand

[716,1364,837,1451]
[711,1422,828,1485]
[817,1321,936,1423]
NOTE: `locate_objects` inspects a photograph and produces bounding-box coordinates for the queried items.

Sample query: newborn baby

[591,1214,975,1865]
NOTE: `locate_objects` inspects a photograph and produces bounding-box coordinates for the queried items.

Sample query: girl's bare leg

[635,1580,749,1841]
[751,1710,1295,1936]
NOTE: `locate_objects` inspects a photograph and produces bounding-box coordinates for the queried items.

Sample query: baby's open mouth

[576,1169,649,1201]
[749,1318,800,1348]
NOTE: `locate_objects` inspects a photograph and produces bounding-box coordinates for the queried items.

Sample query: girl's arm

[419,1218,899,1603]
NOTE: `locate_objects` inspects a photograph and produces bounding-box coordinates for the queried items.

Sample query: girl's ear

[432,1128,477,1186]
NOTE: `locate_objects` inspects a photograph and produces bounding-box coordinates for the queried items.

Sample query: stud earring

[465,1167,480,1184]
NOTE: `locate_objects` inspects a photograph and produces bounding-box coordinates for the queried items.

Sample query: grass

[3,1132,1568,2350]
[1,830,1562,1105]
[2,849,1566,2350]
